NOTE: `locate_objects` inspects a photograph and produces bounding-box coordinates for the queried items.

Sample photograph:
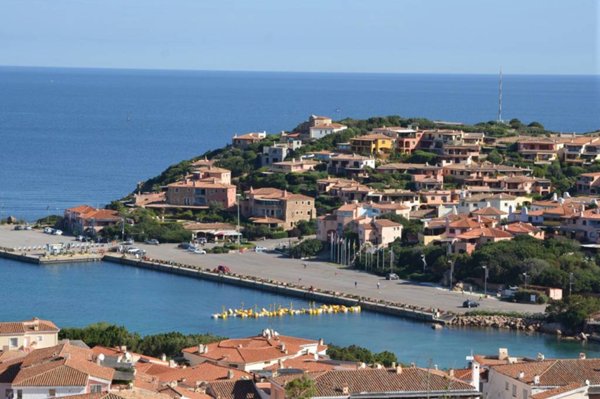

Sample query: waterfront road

[0,226,545,314]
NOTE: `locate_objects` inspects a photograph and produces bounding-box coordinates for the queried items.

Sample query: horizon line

[1,64,598,77]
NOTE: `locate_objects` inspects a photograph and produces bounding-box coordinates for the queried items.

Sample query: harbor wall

[103,255,440,323]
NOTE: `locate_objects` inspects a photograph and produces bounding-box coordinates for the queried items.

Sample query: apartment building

[231,131,266,148]
[517,137,564,164]
[577,172,600,195]
[350,134,395,158]
[165,180,236,209]
[307,115,347,140]
[261,143,289,166]
[63,206,121,235]
[327,154,376,175]
[241,187,316,230]
[0,318,59,351]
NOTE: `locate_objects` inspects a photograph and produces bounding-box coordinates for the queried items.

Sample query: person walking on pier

[377,281,380,290]
[354,281,357,288]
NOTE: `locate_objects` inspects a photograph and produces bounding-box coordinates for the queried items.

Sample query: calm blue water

[0,67,598,221]
[0,259,598,368]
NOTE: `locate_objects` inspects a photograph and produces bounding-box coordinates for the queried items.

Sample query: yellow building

[350,133,395,158]
[0,318,60,350]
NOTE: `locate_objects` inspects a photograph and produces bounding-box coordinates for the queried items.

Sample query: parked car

[214,265,231,273]
[254,246,267,252]
[24,225,32,230]
[43,227,54,234]
[52,229,63,236]
[144,239,160,245]
[178,242,195,250]
[13,225,23,231]
[126,247,146,256]
[463,300,480,308]
[386,273,400,280]
[188,247,206,254]
[124,239,134,245]
[76,235,85,242]
[197,237,208,244]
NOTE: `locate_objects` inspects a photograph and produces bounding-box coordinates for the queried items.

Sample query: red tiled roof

[152,362,251,384]
[0,318,59,335]
[182,335,320,365]
[273,368,476,396]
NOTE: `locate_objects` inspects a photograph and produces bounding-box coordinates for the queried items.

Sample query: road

[0,225,546,314]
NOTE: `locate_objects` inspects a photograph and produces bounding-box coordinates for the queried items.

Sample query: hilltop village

[21,115,597,328]
[2,318,600,399]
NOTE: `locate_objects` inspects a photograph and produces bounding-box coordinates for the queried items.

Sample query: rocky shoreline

[447,314,544,332]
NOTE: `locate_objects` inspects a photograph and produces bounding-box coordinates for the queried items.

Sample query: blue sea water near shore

[1,258,599,368]
[1,67,599,366]
[0,67,598,221]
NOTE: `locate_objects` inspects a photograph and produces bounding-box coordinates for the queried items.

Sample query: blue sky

[1,0,598,74]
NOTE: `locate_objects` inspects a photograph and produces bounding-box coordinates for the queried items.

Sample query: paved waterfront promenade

[0,225,545,314]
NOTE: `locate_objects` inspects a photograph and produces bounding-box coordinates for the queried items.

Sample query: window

[512,384,517,397]
[523,389,528,399]
[9,338,18,348]
[5,389,14,399]
[90,385,102,394]
[505,382,509,391]
[49,389,56,398]
[16,391,22,399]
[38,336,43,342]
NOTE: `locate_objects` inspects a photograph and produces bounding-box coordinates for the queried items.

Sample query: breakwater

[103,254,445,324]
[0,247,104,264]
[448,314,544,332]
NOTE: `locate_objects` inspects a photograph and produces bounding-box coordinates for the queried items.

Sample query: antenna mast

[497,68,503,123]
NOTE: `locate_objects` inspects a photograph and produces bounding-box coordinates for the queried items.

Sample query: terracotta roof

[182,335,320,365]
[370,202,409,211]
[249,217,285,225]
[9,343,114,387]
[329,154,373,161]
[152,363,251,384]
[373,219,403,228]
[530,383,585,399]
[456,227,513,240]
[274,368,476,396]
[263,354,338,373]
[167,180,234,189]
[448,217,482,229]
[336,203,362,212]
[208,380,259,399]
[504,222,540,234]
[491,358,600,386]
[0,318,59,335]
[59,394,128,399]
[471,207,507,216]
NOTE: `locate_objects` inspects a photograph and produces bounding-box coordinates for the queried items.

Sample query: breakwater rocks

[448,314,544,331]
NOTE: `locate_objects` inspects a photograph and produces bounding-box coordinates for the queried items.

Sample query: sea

[1,258,599,368]
[0,67,598,221]
[0,67,599,367]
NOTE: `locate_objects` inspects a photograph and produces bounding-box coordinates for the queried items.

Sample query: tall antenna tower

[497,67,503,123]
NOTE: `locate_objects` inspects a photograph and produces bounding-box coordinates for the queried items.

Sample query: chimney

[278,359,284,369]
[533,375,540,385]
[536,353,544,361]
[120,346,127,352]
[318,338,324,346]
[518,371,525,380]
[341,385,349,395]
[161,354,167,362]
[498,348,509,361]
[227,370,235,380]
[580,352,587,360]
[470,359,481,388]
[395,365,402,374]
[449,369,455,378]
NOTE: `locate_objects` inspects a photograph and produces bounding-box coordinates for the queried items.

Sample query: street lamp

[236,193,242,246]
[522,272,529,287]
[448,260,454,291]
[482,265,489,297]
[569,272,574,296]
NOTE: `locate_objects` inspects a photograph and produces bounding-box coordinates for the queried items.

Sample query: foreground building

[241,187,316,230]
[182,330,327,372]
[307,115,347,140]
[64,206,121,235]
[264,367,480,399]
[0,318,60,351]
[0,343,114,398]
